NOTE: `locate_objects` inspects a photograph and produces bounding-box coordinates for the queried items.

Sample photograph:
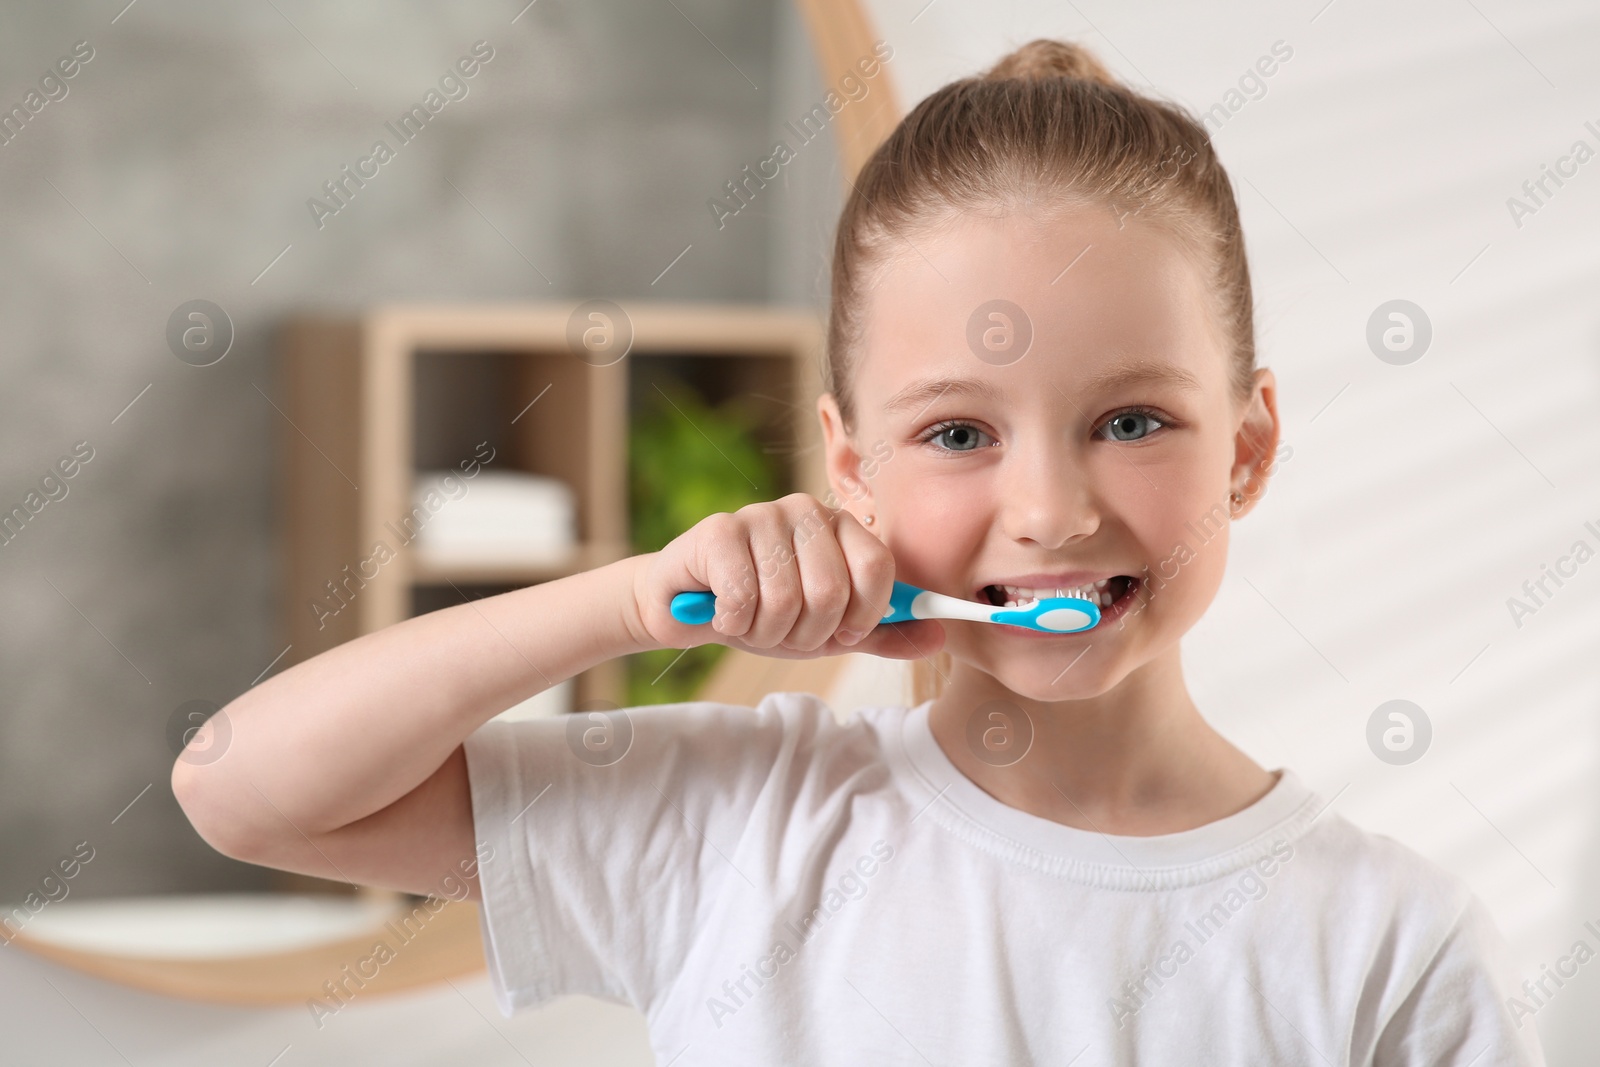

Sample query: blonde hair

[825,39,1259,703]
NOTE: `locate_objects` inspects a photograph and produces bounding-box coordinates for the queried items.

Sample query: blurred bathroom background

[0,0,835,900]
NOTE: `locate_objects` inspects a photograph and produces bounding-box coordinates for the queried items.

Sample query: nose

[994,441,1098,549]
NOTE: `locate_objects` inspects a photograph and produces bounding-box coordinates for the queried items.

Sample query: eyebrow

[1078,364,1204,394]
[882,364,1203,418]
[882,376,1005,416]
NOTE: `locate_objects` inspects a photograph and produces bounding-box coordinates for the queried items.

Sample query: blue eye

[1100,408,1167,442]
[926,422,992,452]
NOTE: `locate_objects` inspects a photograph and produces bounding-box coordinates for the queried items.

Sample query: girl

[173,39,1544,1065]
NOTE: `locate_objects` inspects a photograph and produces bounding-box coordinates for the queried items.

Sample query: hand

[632,493,945,661]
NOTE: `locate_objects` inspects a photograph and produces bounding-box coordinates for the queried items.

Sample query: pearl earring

[863,514,876,526]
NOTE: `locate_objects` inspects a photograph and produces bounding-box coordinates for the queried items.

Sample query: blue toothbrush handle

[668,590,718,625]
[670,581,925,626]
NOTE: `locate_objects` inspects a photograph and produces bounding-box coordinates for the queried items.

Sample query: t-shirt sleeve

[461,694,796,1018]
[1373,892,1547,1066]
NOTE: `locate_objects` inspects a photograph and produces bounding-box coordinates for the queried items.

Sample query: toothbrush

[669,580,1101,634]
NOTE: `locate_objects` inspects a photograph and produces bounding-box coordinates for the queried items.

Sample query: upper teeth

[996,580,1121,608]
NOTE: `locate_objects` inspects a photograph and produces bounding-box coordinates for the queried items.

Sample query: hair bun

[981,38,1119,88]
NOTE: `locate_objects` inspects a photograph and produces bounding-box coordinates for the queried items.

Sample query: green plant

[627,374,780,705]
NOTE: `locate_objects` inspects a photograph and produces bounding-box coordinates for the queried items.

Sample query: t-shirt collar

[890,698,1325,888]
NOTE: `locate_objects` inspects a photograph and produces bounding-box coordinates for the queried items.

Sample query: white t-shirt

[462,691,1545,1065]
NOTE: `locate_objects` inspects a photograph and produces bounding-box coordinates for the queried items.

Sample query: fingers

[833,511,895,645]
[782,507,851,652]
[777,497,895,652]
[739,495,876,655]
[737,504,805,650]
[697,513,760,640]
[652,493,909,658]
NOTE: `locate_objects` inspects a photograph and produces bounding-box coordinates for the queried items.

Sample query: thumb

[850,619,945,660]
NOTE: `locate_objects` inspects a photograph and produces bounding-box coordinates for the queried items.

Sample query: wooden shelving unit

[277,303,830,710]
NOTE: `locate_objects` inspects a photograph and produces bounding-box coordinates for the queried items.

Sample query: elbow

[171,756,263,862]
[170,703,259,859]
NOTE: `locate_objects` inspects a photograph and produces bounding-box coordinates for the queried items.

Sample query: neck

[926,647,1275,836]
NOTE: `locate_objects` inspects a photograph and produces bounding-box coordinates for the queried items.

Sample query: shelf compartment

[280,303,826,710]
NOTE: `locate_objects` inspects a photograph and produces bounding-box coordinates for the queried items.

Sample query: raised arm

[170,556,651,897]
[170,495,936,899]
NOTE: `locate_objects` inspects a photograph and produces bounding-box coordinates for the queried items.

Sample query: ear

[1230,367,1281,516]
[817,392,875,524]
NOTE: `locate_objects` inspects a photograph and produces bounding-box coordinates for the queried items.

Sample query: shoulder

[1301,811,1474,911]
[1292,809,1482,941]
[639,689,902,740]
[1290,807,1512,981]
[618,694,912,831]
[596,690,885,756]
[1279,806,1540,1054]
[468,691,902,787]
[631,691,905,781]
[1294,816,1545,1062]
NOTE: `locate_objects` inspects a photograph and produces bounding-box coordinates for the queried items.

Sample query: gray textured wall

[0,0,836,899]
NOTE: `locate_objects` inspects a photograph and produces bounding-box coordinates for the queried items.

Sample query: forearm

[173,555,656,846]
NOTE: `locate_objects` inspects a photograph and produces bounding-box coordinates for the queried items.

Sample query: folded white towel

[411,469,577,561]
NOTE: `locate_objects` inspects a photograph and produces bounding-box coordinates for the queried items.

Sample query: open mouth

[980,576,1141,613]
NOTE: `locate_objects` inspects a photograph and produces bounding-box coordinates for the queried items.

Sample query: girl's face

[820,206,1280,702]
